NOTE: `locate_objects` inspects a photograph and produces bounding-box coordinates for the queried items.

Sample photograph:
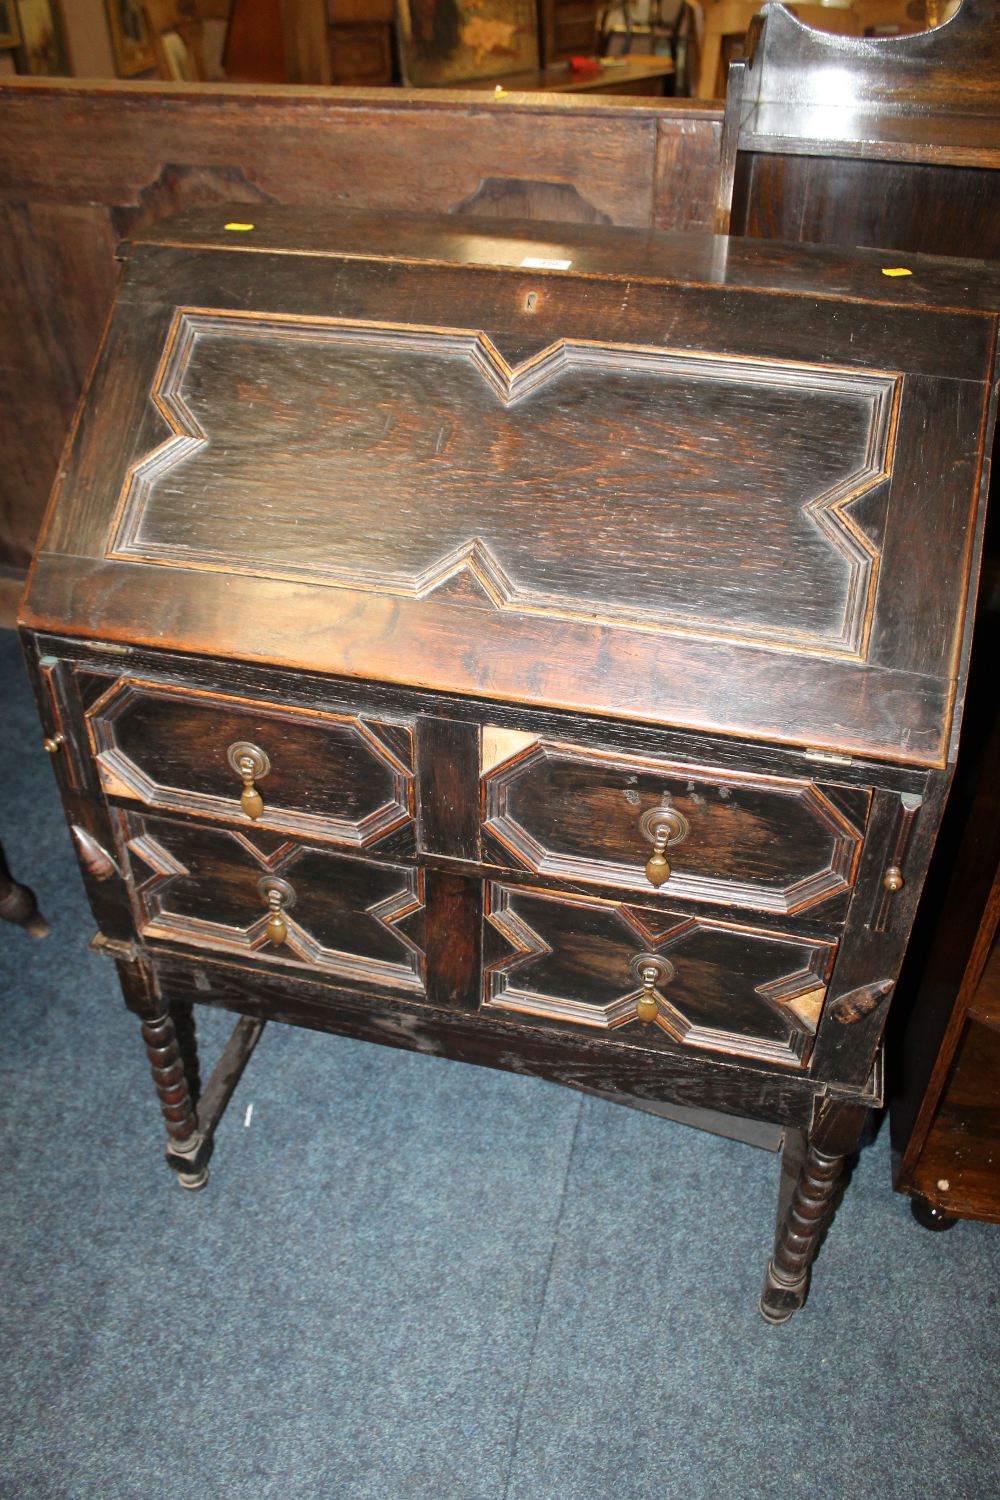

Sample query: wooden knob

[43,733,65,754]
[883,866,905,893]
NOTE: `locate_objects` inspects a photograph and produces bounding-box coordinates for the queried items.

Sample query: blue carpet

[1,627,997,1500]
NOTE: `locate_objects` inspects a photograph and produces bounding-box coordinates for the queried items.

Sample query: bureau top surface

[21,209,1000,769]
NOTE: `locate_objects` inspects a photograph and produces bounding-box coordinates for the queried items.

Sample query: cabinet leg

[0,845,49,939]
[759,1141,846,1323]
[141,1011,208,1191]
[759,1096,870,1324]
[170,999,202,1104]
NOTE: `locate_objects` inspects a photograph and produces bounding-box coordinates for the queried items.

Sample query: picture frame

[105,0,155,76]
[158,25,194,78]
[396,0,540,87]
[0,1,22,49]
[14,0,71,74]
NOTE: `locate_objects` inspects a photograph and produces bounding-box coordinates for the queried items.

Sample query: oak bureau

[19,209,999,1322]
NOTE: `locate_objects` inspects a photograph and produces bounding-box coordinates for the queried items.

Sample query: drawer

[85,677,414,849]
[481,730,870,919]
[116,810,425,995]
[484,882,838,1067]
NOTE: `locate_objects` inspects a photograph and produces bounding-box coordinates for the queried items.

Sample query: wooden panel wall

[0,78,723,578]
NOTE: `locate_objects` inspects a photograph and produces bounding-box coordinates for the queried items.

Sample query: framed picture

[158,25,195,78]
[15,0,70,74]
[396,0,540,86]
[106,0,155,76]
[0,1,22,48]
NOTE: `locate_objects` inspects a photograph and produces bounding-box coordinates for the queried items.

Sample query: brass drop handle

[629,952,675,1025]
[258,876,295,947]
[228,741,271,821]
[639,794,690,888]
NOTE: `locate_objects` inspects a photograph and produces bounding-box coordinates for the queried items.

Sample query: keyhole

[524,291,539,313]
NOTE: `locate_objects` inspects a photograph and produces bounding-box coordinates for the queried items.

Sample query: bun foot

[759,1261,809,1324]
[910,1196,958,1232]
[177,1166,209,1192]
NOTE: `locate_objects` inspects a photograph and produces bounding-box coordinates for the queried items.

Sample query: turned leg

[170,999,202,1104]
[759,1140,846,1323]
[759,1099,868,1324]
[0,840,50,939]
[141,1011,209,1191]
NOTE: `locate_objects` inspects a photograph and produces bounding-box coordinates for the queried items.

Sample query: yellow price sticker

[224,222,255,232]
[881,267,912,278]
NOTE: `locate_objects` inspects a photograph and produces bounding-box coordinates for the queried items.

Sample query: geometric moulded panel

[120,811,425,993]
[108,311,898,660]
[484,883,838,1067]
[87,676,413,848]
[482,735,869,917]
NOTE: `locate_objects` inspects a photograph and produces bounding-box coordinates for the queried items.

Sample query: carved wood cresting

[106,309,898,660]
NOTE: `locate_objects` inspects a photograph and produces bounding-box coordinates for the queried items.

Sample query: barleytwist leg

[759,1144,846,1323]
[170,1000,202,1104]
[141,1011,208,1191]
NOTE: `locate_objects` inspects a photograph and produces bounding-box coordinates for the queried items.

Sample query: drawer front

[86,677,414,848]
[484,882,838,1067]
[481,731,870,918]
[117,810,425,994]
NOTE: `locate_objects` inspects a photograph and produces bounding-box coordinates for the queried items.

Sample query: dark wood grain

[20,213,999,770]
[87,675,415,850]
[737,153,1000,259]
[101,310,897,657]
[482,737,868,917]
[483,881,836,1068]
[724,1,1000,262]
[34,631,930,797]
[730,1,1000,168]
[416,717,481,862]
[423,869,482,1014]
[0,78,724,574]
[119,809,427,993]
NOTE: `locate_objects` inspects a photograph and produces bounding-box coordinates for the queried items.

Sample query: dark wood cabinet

[19,208,1000,1320]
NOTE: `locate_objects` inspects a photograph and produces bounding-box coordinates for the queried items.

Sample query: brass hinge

[803,748,853,766]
